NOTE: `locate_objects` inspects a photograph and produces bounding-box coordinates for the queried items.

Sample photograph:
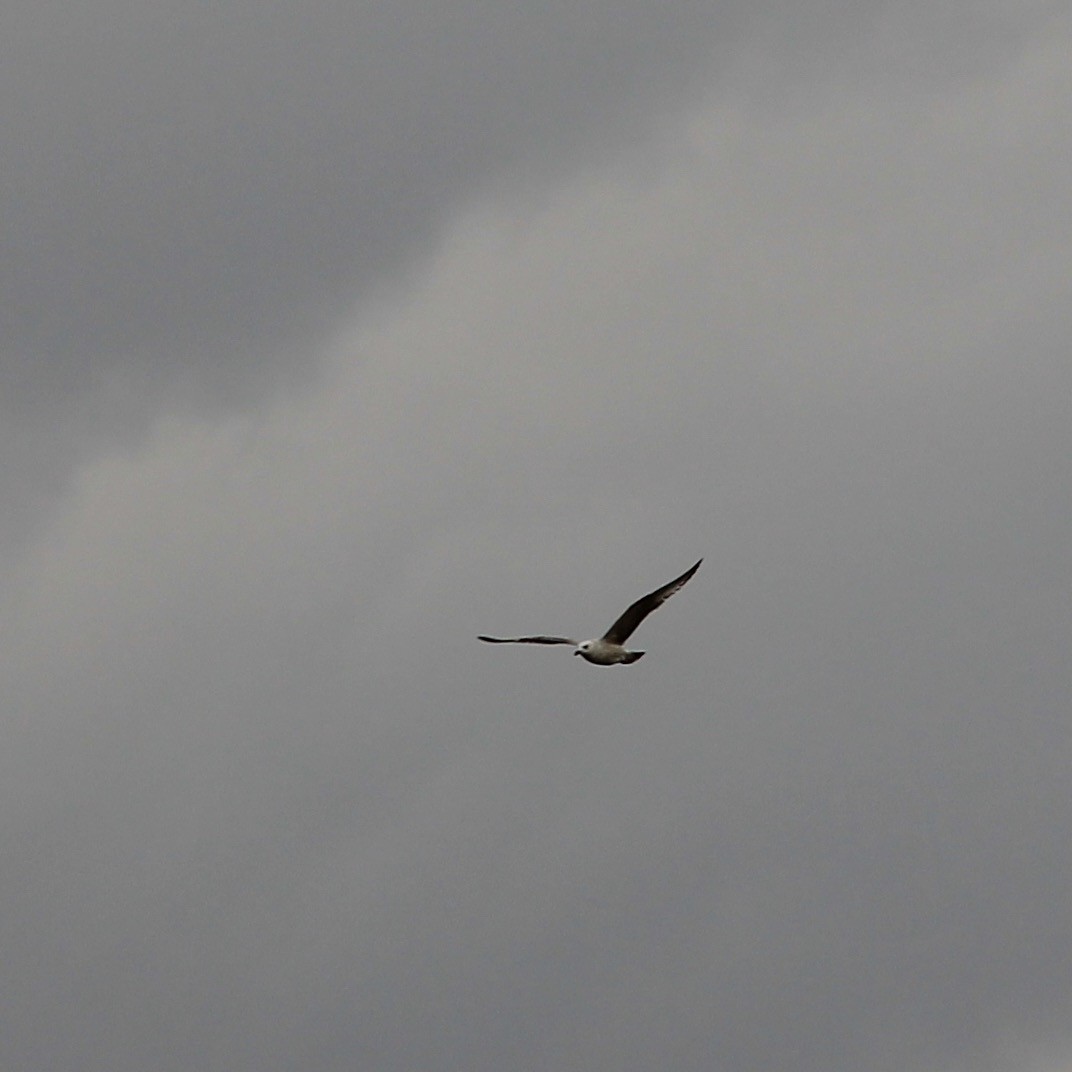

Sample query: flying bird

[478,559,702,665]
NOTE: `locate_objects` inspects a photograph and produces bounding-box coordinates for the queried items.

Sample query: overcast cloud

[2,1,1072,1070]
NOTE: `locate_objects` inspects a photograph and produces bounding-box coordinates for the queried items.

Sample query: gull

[478,559,702,665]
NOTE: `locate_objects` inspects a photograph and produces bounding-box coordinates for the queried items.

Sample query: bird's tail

[622,651,645,664]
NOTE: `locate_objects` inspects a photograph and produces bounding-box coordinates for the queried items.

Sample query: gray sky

[3,2,1072,1070]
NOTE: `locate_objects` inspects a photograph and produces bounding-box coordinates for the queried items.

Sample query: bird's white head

[574,641,592,657]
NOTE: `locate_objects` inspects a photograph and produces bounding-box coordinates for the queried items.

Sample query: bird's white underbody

[573,639,644,665]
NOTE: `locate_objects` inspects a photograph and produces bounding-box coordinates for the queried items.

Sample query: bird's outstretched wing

[477,635,577,646]
[601,559,702,645]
